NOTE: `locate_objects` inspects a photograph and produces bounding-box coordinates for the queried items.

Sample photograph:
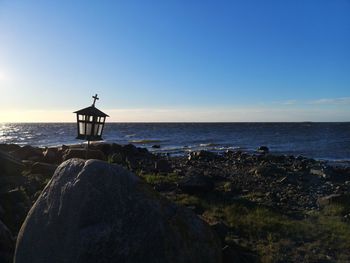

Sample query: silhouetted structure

[74,94,109,142]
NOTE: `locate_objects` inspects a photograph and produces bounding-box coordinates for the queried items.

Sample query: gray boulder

[15,159,221,263]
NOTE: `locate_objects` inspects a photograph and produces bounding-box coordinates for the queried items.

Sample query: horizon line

[2,121,349,124]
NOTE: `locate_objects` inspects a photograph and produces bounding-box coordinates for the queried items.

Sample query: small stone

[152,144,161,149]
[257,146,269,154]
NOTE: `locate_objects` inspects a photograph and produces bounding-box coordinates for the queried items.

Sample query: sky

[0,0,349,122]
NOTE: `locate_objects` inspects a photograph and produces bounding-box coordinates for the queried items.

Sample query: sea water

[1,122,349,161]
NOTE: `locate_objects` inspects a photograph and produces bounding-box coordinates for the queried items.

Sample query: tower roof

[73,106,109,117]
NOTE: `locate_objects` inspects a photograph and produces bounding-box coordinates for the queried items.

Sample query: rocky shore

[1,143,350,262]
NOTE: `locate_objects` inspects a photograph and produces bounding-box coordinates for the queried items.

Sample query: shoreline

[1,123,350,163]
[1,142,350,262]
[7,140,350,167]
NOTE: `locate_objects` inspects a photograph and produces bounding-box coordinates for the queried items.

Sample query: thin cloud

[271,100,298,105]
[281,100,298,105]
[309,97,350,105]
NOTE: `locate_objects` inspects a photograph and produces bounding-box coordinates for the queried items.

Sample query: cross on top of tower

[92,94,99,107]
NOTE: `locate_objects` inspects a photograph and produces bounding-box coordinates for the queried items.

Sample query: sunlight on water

[0,123,349,161]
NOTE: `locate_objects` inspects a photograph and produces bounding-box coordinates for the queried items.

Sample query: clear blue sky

[0,0,349,122]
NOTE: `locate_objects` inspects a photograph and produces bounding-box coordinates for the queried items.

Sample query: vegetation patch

[155,188,350,262]
[140,173,182,185]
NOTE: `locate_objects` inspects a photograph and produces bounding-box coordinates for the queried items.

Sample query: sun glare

[0,71,6,81]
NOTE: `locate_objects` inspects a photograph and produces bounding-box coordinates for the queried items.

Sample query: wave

[199,143,220,147]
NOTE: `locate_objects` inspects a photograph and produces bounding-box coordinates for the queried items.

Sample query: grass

[138,172,350,262]
[140,173,182,185]
[167,190,350,262]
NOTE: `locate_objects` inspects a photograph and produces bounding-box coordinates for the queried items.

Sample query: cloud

[281,100,297,105]
[308,97,350,105]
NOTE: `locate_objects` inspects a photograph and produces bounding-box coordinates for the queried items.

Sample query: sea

[1,123,350,163]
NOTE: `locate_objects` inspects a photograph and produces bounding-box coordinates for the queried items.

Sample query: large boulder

[15,159,222,263]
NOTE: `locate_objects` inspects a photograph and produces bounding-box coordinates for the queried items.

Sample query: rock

[110,152,126,165]
[42,148,61,163]
[280,174,299,185]
[0,189,28,204]
[11,145,43,161]
[0,204,5,217]
[210,221,230,243]
[109,144,155,172]
[92,143,113,156]
[262,154,287,163]
[62,148,106,161]
[110,143,123,153]
[153,181,177,192]
[31,162,58,177]
[317,194,350,207]
[327,166,350,182]
[137,147,150,155]
[152,144,161,149]
[222,244,258,263]
[257,146,269,154]
[0,144,21,153]
[188,150,217,161]
[123,143,139,155]
[0,189,30,233]
[178,175,215,194]
[0,150,24,177]
[310,168,329,179]
[155,159,172,173]
[185,167,204,177]
[0,176,27,194]
[0,220,14,263]
[15,159,222,263]
[125,156,138,171]
[254,164,284,177]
